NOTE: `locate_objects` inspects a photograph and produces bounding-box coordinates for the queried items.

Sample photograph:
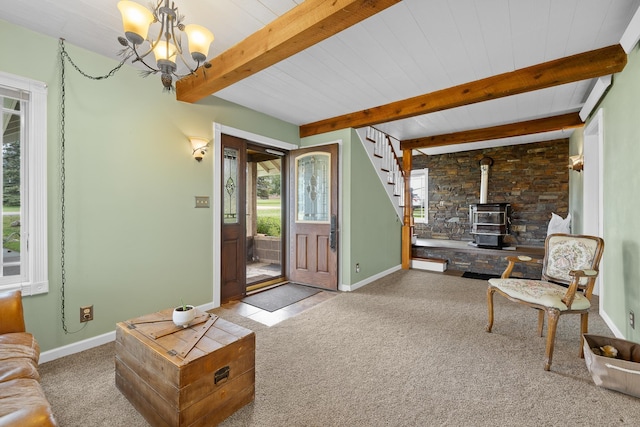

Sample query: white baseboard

[600,306,624,339]
[39,301,216,363]
[411,258,448,272]
[39,331,116,364]
[339,264,402,292]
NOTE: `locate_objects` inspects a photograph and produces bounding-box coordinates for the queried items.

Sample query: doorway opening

[583,108,604,296]
[246,145,286,291]
[213,123,338,306]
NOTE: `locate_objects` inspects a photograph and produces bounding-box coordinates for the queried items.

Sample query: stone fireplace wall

[412,139,569,247]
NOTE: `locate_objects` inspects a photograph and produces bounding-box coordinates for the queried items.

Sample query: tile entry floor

[221,287,338,327]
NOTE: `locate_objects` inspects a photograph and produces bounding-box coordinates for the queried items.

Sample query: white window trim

[412,168,428,224]
[0,71,48,295]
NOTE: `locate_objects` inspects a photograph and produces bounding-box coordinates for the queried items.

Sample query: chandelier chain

[58,38,124,334]
[60,39,128,80]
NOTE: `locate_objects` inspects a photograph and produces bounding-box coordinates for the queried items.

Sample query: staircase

[356,127,448,273]
[356,127,405,224]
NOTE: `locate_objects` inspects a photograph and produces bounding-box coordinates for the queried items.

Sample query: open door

[288,144,338,290]
[220,134,246,302]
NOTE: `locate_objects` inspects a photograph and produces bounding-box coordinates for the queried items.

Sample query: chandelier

[117,0,214,91]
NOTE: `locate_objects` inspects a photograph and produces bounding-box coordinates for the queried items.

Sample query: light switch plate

[195,196,210,208]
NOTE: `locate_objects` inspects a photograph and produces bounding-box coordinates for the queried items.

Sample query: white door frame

[582,108,604,296]
[211,123,298,307]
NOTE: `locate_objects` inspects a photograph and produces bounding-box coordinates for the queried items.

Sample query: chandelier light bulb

[184,24,215,62]
[117,1,154,46]
[153,41,178,63]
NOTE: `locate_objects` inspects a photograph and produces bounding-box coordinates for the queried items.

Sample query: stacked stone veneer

[412,139,569,247]
[413,245,544,278]
[251,235,281,264]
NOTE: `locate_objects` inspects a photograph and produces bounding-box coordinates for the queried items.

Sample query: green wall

[301,129,402,288]
[0,19,298,352]
[1,18,401,354]
[588,43,640,342]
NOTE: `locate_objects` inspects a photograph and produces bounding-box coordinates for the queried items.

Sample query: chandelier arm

[153,0,165,21]
[130,45,160,73]
[169,18,184,56]
[173,51,198,75]
[130,40,154,62]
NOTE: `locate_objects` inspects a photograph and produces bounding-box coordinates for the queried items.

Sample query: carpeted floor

[39,270,640,426]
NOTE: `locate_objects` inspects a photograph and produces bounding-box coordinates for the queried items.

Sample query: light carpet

[39,270,640,426]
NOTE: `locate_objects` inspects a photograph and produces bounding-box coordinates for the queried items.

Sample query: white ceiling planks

[3,0,640,153]
[443,2,493,83]
[410,1,478,88]
[472,0,516,76]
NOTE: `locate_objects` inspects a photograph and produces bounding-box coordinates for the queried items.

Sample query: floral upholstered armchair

[485,233,605,371]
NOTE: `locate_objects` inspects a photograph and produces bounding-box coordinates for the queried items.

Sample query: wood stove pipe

[479,157,493,204]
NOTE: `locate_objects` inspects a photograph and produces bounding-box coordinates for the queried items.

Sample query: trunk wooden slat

[115,309,255,427]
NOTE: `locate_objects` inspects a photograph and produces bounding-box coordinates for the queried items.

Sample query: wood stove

[469,203,511,248]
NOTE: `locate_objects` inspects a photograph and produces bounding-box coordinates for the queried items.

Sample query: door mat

[461,271,501,280]
[242,283,320,312]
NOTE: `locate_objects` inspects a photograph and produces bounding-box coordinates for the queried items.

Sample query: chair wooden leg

[537,309,545,337]
[544,309,561,371]
[580,313,589,358]
[486,286,495,333]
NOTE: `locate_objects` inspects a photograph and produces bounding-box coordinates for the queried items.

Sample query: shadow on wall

[622,241,639,337]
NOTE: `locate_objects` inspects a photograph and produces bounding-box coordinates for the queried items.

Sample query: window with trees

[411,168,428,223]
[0,72,48,295]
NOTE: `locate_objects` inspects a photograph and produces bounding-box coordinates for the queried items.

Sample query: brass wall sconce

[568,154,584,172]
[189,137,209,162]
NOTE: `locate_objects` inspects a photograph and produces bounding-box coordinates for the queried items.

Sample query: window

[411,168,428,224]
[0,72,48,295]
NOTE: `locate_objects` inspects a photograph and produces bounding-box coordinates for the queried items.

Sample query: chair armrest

[562,269,599,307]
[500,256,543,278]
[569,269,599,278]
[0,290,26,334]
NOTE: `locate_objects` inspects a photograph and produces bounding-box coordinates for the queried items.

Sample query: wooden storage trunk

[115,309,255,427]
[583,334,640,399]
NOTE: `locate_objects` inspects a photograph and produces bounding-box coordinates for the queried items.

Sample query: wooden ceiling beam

[400,112,583,150]
[300,44,626,138]
[176,0,402,103]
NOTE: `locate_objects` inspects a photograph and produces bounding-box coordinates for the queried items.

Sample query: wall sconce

[189,137,209,162]
[568,154,584,172]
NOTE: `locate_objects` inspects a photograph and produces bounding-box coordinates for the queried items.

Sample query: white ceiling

[3,0,640,154]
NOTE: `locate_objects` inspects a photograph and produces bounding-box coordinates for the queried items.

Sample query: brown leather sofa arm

[0,290,26,335]
[0,404,58,427]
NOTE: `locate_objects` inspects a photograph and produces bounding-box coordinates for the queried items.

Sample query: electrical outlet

[630,311,635,329]
[80,305,93,322]
[355,263,360,273]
